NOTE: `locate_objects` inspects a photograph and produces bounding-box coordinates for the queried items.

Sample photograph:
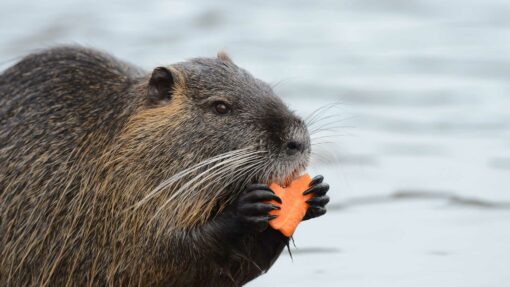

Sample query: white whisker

[131,147,255,209]
[151,150,267,218]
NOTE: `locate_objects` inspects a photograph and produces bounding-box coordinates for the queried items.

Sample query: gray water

[1,0,509,286]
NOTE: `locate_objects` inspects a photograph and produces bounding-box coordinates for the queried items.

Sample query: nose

[286,140,305,155]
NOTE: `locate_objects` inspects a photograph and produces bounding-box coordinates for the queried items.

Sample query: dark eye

[213,101,230,115]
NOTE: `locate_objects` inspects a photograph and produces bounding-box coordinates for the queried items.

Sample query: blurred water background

[1,0,509,286]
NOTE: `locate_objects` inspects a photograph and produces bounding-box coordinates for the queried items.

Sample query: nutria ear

[148,67,174,105]
[217,50,233,63]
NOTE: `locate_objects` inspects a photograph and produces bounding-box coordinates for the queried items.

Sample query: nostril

[286,140,304,155]
[287,141,298,150]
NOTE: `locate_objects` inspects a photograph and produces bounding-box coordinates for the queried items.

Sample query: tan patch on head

[217,50,233,63]
[168,66,186,88]
[125,66,187,132]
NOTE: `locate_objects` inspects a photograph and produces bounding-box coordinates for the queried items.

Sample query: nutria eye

[213,101,230,115]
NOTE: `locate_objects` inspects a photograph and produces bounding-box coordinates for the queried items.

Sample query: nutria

[0,46,330,286]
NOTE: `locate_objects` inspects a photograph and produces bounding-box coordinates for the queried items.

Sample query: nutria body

[0,46,329,286]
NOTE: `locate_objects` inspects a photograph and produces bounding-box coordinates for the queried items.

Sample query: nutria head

[123,52,311,227]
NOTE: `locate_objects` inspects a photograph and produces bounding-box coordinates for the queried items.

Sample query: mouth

[267,166,306,188]
[245,145,310,188]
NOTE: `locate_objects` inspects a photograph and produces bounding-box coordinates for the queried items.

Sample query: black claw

[270,204,281,210]
[244,215,266,224]
[306,195,330,206]
[314,208,327,217]
[303,206,327,220]
[320,208,327,214]
[238,202,279,216]
[272,195,282,204]
[309,175,324,187]
[241,190,282,204]
[268,215,278,221]
[303,183,329,196]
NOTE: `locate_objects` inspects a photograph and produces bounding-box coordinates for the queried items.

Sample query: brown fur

[0,46,311,286]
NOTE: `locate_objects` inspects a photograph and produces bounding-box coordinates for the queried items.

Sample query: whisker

[131,147,256,209]
[304,102,343,127]
[309,123,353,134]
[311,134,346,141]
[182,151,270,217]
[173,152,265,197]
[151,151,267,218]
[304,103,335,125]
[311,141,335,146]
[179,154,264,202]
[207,160,263,202]
[307,113,345,129]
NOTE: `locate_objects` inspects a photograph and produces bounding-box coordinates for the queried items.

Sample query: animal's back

[0,46,142,149]
[0,46,142,285]
[0,46,142,189]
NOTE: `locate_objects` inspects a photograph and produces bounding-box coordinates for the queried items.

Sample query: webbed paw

[303,175,330,221]
[237,183,282,232]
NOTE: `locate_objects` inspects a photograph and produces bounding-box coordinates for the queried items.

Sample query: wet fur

[0,46,310,286]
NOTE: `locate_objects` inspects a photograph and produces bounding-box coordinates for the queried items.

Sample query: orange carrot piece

[268,173,313,237]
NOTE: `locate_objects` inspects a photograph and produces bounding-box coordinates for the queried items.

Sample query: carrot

[268,173,313,237]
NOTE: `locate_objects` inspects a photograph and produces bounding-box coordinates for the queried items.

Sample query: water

[1,0,509,286]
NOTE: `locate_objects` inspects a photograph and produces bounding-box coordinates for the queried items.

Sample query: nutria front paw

[302,175,330,221]
[237,183,282,232]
